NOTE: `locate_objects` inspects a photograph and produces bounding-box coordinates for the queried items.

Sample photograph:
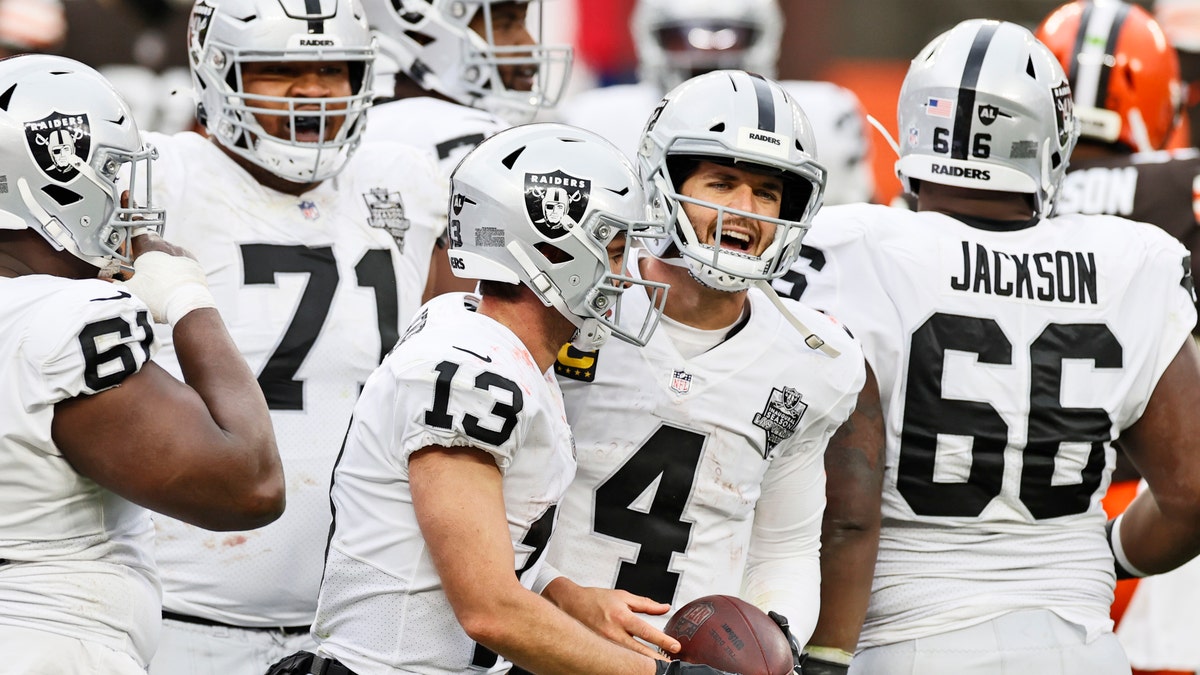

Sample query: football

[664,595,794,675]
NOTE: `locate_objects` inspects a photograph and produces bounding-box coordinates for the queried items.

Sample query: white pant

[147,618,317,675]
[3,624,147,675]
[850,609,1130,675]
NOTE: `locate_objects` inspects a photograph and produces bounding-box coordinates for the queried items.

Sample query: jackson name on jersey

[779,202,1196,649]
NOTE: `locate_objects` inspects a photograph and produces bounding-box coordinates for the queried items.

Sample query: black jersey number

[898,313,1120,519]
[772,244,825,301]
[423,360,523,446]
[240,244,399,410]
[78,310,154,390]
[592,424,705,604]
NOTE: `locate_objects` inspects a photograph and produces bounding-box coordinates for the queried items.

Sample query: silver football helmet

[638,70,826,292]
[187,0,375,184]
[896,19,1080,214]
[448,122,669,350]
[363,0,572,123]
[631,0,783,93]
[0,54,163,277]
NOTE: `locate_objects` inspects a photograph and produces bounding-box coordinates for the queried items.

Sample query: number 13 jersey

[789,203,1196,649]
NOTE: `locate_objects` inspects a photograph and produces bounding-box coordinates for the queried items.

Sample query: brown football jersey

[1058,149,1200,316]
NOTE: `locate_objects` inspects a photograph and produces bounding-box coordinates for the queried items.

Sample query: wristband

[1106,514,1148,580]
[803,646,853,666]
[119,251,216,326]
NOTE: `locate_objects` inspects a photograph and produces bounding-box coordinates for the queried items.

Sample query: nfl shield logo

[299,200,320,220]
[669,369,692,395]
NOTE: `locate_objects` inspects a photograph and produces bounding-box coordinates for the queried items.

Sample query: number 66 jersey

[785,202,1197,649]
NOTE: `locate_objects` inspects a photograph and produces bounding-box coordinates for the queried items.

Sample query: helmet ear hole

[41,185,84,206]
[534,242,575,265]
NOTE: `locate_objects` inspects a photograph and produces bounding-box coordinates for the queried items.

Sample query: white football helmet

[638,70,826,292]
[0,54,163,277]
[187,0,375,184]
[631,0,783,93]
[448,122,669,350]
[363,0,572,123]
[896,19,1080,215]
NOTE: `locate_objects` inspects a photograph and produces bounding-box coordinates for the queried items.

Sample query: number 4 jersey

[546,252,866,636]
[788,203,1197,649]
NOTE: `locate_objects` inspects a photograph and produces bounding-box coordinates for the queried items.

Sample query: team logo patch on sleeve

[25,112,90,182]
[752,386,807,456]
[363,187,411,250]
[524,170,590,239]
[554,343,599,382]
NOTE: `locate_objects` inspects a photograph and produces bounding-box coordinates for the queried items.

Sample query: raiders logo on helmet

[524,170,590,240]
[25,112,90,182]
[188,0,216,64]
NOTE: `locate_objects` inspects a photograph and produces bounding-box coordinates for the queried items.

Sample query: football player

[559,0,877,206]
[143,1,448,674]
[360,0,574,298]
[0,54,283,674]
[297,123,729,675]
[1042,4,1200,672]
[780,19,1200,673]
[1038,1,1200,328]
[539,70,877,675]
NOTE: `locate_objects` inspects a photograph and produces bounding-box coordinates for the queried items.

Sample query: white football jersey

[558,80,876,206]
[364,96,508,176]
[0,275,160,666]
[779,203,1197,649]
[146,131,446,626]
[312,293,576,675]
[546,252,866,637]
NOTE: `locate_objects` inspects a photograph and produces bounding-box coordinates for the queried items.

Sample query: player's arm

[52,235,284,531]
[539,574,678,658]
[1111,337,1200,575]
[410,444,676,675]
[805,363,884,673]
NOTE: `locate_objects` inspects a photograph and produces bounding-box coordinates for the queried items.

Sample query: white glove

[118,251,216,325]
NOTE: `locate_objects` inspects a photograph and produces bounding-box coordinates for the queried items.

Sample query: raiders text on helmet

[448,123,668,350]
[1037,1,1184,153]
[0,54,163,277]
[896,19,1081,214]
[361,0,572,123]
[187,0,376,184]
[638,69,827,292]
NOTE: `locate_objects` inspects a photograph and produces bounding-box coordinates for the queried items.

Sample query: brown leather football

[664,595,794,675]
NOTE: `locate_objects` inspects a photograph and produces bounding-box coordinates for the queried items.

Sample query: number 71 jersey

[790,203,1197,648]
[144,131,446,626]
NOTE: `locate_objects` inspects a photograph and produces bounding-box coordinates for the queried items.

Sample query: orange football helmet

[1036,0,1184,152]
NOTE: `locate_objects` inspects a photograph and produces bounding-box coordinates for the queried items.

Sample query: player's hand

[128,231,194,261]
[767,611,804,673]
[546,581,678,658]
[654,660,736,675]
[117,234,214,325]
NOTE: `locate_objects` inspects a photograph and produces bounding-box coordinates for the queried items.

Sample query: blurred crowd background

[9,0,1155,204]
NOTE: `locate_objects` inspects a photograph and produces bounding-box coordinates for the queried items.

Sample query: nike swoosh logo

[90,290,131,302]
[452,346,492,363]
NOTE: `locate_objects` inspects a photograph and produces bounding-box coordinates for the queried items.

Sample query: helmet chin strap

[504,240,612,351]
[753,279,842,358]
